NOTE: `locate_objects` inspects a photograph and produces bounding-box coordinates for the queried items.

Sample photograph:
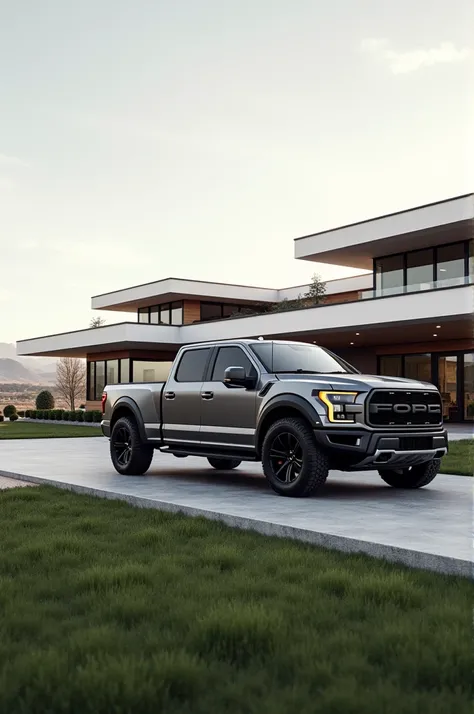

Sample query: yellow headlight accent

[318,391,358,423]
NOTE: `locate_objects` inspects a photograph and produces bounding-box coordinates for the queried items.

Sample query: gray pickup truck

[101,339,447,497]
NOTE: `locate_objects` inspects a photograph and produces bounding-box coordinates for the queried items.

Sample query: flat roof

[294,193,474,269]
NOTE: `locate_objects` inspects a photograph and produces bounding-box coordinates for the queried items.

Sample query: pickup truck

[101,339,448,497]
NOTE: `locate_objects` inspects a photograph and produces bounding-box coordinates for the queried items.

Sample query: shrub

[25,410,31,418]
[84,411,94,423]
[30,410,37,419]
[3,405,17,418]
[36,410,44,419]
[92,410,102,423]
[79,404,86,410]
[0,415,3,422]
[43,411,50,420]
[35,390,55,410]
[17,410,25,418]
[9,413,19,422]
[55,409,64,420]
[75,410,84,422]
[63,411,70,421]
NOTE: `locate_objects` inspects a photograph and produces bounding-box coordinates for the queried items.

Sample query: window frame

[173,347,213,383]
[208,345,258,382]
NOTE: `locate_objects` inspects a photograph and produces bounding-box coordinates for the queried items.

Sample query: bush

[92,410,102,423]
[3,405,17,418]
[84,411,94,423]
[25,410,31,418]
[35,390,55,410]
[36,410,44,419]
[0,415,3,422]
[55,409,64,421]
[9,413,19,422]
[79,404,86,410]
[30,410,37,419]
[43,411,50,420]
[75,410,84,422]
[63,411,70,421]
[17,410,25,418]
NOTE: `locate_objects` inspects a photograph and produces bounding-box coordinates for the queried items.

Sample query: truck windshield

[249,342,356,375]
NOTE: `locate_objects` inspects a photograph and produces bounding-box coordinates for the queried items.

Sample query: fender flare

[110,397,147,443]
[255,394,321,455]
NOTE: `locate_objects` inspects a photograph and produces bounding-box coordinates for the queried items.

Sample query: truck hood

[275,373,437,392]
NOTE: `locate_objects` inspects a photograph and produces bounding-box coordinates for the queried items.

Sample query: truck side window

[211,346,257,382]
[175,348,211,382]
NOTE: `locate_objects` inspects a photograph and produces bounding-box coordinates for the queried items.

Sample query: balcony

[361,275,474,300]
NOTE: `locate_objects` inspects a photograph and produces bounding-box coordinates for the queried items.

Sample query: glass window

[150,306,160,324]
[132,360,173,383]
[463,353,474,420]
[106,360,119,385]
[95,361,106,398]
[222,304,241,317]
[87,362,95,401]
[250,342,353,374]
[406,249,434,292]
[438,355,458,421]
[437,243,465,287]
[119,358,130,383]
[175,348,211,382]
[375,255,404,296]
[171,301,183,325]
[379,356,402,378]
[469,241,474,280]
[404,354,432,383]
[138,308,149,323]
[211,346,256,381]
[200,303,222,321]
[159,304,170,324]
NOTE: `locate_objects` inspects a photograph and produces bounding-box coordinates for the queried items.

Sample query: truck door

[162,346,212,446]
[200,345,258,450]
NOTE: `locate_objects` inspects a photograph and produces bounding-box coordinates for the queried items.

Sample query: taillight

[101,392,107,414]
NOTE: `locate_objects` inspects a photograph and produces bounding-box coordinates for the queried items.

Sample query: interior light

[355,332,360,336]
[433,333,438,337]
[436,325,441,329]
[350,342,354,345]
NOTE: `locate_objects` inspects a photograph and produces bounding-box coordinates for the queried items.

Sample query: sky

[0,0,472,344]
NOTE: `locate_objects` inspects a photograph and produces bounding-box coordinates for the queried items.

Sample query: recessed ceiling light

[436,325,441,329]
[433,333,438,337]
[355,332,360,336]
[350,342,354,345]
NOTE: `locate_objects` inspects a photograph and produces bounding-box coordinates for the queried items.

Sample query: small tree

[36,390,55,410]
[56,358,86,411]
[303,273,326,304]
[3,404,17,418]
[90,317,106,328]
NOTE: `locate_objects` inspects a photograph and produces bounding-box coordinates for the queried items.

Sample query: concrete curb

[19,419,102,428]
[0,469,471,580]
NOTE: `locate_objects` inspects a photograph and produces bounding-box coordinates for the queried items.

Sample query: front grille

[367,390,443,427]
[399,436,433,450]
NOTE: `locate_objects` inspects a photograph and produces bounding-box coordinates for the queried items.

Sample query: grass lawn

[0,422,102,440]
[440,439,473,476]
[0,488,472,714]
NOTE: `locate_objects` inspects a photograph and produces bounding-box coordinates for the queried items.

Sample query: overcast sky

[1,0,472,344]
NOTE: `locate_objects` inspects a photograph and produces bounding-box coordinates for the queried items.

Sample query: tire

[207,457,242,470]
[262,417,329,497]
[110,416,154,475]
[378,459,441,489]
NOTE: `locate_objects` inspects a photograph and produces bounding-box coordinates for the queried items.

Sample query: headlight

[318,391,358,423]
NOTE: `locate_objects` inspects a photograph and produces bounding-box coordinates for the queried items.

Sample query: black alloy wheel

[268,432,304,484]
[110,416,154,475]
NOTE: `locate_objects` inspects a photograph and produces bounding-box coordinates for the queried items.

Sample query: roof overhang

[18,285,473,357]
[91,278,280,312]
[294,194,474,269]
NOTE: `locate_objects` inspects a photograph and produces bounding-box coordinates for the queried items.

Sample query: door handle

[201,391,214,400]
[164,391,176,400]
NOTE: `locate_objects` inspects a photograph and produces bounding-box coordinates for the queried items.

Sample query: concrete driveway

[0,436,471,577]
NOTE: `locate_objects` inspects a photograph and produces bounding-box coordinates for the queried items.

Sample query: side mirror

[224,366,246,385]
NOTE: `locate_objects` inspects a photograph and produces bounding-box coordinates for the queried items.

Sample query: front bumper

[313,427,448,471]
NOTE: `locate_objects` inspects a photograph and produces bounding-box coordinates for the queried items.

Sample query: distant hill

[0,343,57,385]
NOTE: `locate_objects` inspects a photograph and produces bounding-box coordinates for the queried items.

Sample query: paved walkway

[0,475,37,490]
[0,437,471,577]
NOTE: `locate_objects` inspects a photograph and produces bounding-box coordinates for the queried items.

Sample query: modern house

[18,194,474,422]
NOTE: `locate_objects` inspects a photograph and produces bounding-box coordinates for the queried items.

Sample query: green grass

[0,422,102,439]
[0,488,472,714]
[440,439,473,476]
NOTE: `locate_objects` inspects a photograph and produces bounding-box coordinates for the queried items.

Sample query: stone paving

[0,475,37,489]
[0,437,471,577]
